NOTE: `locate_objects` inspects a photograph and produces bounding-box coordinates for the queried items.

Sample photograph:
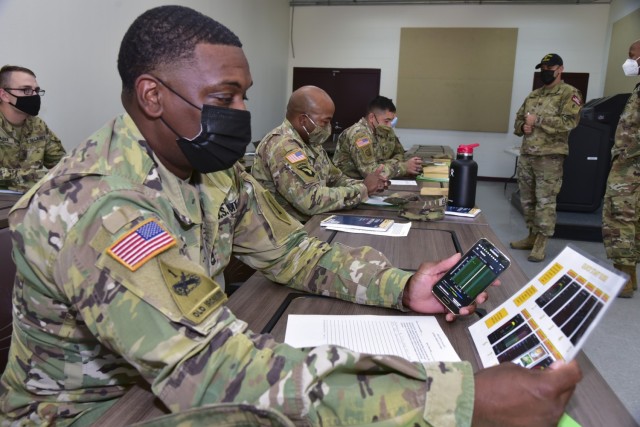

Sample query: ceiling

[290,0,611,5]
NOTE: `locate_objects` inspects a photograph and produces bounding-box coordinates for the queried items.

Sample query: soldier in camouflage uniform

[511,54,582,262]
[0,65,66,192]
[333,96,423,179]
[602,40,640,298]
[0,6,581,427]
[251,86,387,223]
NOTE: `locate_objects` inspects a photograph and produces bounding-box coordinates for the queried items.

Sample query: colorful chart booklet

[469,245,627,369]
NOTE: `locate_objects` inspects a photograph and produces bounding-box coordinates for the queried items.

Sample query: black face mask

[156,78,252,173]
[540,70,557,85]
[11,94,41,116]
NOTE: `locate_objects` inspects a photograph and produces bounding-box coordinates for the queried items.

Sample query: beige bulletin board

[397,28,518,133]
[603,8,640,97]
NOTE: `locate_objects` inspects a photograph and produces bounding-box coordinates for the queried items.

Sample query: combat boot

[614,264,636,298]
[527,234,547,262]
[510,229,536,250]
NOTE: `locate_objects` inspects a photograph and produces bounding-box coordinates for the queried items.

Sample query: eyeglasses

[3,87,45,96]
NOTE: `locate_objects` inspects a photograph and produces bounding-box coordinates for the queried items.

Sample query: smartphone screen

[432,238,511,314]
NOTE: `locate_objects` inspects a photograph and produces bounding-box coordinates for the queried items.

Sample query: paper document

[468,245,626,369]
[389,179,418,186]
[363,195,394,206]
[285,315,460,363]
[325,221,412,236]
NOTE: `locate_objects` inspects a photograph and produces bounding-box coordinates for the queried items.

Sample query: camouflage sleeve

[389,137,409,177]
[263,137,367,216]
[348,132,382,178]
[0,167,47,191]
[42,126,66,169]
[326,160,363,188]
[53,184,474,426]
[513,99,528,137]
[537,88,582,135]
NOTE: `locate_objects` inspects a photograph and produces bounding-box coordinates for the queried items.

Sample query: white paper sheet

[389,179,418,186]
[285,315,460,363]
[325,221,411,236]
[363,195,394,206]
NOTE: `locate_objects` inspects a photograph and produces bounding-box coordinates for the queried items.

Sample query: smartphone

[432,238,511,314]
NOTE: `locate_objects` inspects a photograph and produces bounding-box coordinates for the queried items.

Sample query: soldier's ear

[135,75,163,118]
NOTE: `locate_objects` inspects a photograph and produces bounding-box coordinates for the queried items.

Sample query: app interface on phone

[438,240,509,308]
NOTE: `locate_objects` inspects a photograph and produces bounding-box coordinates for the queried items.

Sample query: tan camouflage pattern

[0,111,65,192]
[602,83,640,266]
[399,196,447,222]
[251,120,367,223]
[513,82,581,237]
[333,118,408,179]
[516,154,565,237]
[131,403,296,427]
[514,82,582,156]
[0,114,475,427]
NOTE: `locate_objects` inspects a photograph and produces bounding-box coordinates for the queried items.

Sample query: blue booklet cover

[320,215,394,231]
[445,206,481,218]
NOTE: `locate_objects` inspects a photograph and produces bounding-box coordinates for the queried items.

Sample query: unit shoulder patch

[159,256,227,324]
[107,218,176,271]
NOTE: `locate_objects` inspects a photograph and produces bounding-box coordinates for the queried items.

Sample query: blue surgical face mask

[390,116,398,128]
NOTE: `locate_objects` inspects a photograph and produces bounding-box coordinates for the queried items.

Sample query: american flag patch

[107,219,176,271]
[572,95,581,106]
[356,138,370,148]
[286,150,307,164]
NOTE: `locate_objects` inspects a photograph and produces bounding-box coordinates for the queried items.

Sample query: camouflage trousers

[602,155,640,266]
[517,154,565,237]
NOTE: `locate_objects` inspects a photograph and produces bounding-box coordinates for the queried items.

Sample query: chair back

[0,226,16,374]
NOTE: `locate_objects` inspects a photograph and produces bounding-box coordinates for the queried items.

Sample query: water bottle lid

[457,143,480,154]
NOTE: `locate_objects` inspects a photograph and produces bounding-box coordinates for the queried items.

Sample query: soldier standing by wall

[510,54,582,262]
[602,39,640,298]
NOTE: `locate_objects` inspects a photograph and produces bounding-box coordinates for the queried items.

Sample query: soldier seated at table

[333,95,422,179]
[251,86,387,223]
[0,65,66,192]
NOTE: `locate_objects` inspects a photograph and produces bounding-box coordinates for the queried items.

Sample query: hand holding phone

[432,238,511,315]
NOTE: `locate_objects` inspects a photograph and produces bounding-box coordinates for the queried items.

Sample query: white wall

[287,4,612,178]
[0,0,290,150]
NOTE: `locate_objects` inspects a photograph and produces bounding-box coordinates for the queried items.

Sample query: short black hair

[117,5,242,94]
[0,65,36,88]
[368,95,396,114]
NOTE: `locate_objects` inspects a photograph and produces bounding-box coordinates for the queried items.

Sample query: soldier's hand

[363,165,388,194]
[523,124,534,134]
[402,253,497,322]
[405,157,423,176]
[525,112,537,126]
[472,360,582,427]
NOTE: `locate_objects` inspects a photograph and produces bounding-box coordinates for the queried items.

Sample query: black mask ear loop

[152,75,202,140]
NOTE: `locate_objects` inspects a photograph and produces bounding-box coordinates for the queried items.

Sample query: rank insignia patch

[107,219,176,271]
[286,150,307,164]
[356,137,371,148]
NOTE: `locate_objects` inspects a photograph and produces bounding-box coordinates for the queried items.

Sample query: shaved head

[286,85,334,120]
